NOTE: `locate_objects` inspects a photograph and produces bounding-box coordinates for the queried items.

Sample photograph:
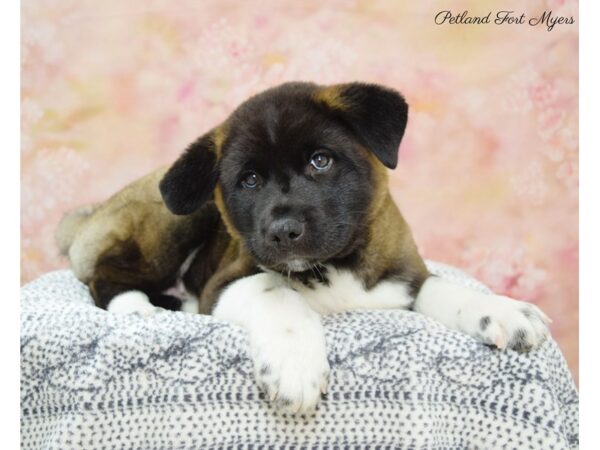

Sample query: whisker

[312,264,324,280]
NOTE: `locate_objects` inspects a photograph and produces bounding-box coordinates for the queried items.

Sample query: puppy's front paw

[463,295,551,351]
[213,273,330,414]
[252,328,330,414]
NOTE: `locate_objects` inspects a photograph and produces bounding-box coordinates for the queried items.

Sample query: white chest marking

[295,266,414,315]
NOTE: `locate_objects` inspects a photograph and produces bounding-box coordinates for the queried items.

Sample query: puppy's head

[160,82,408,272]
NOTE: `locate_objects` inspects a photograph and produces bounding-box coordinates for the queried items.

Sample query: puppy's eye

[309,152,332,171]
[240,171,262,189]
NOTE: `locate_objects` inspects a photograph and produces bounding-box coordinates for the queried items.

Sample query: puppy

[57,81,550,413]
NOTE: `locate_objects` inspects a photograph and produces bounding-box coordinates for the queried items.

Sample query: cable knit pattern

[20,262,578,449]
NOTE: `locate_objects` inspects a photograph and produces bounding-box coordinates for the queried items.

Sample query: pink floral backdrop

[21,0,579,381]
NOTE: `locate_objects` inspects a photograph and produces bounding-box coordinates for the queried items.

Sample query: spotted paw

[462,294,551,351]
[252,322,330,414]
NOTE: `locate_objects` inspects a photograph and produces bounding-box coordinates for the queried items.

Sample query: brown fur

[213,185,241,241]
[333,150,429,295]
[312,85,347,110]
[196,240,257,313]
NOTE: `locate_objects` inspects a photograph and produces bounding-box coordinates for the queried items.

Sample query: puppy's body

[58,81,550,413]
[59,82,428,313]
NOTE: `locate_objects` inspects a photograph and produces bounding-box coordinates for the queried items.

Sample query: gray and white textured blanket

[21,262,579,449]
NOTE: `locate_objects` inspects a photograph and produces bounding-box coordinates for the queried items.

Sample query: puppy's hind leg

[87,238,181,316]
[89,278,159,317]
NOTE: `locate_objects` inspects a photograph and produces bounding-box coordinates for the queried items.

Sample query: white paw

[460,294,551,351]
[108,291,158,317]
[213,273,330,413]
[252,325,330,414]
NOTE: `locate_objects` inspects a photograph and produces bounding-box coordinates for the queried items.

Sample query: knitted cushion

[20,261,579,449]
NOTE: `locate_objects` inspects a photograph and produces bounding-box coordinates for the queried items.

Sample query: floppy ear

[159,132,220,215]
[315,82,408,169]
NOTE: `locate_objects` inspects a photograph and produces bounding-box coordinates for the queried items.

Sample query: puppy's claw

[320,379,328,395]
[494,336,505,349]
[485,322,506,349]
[269,387,278,402]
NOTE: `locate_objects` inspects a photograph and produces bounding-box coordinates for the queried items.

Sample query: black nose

[267,218,305,246]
